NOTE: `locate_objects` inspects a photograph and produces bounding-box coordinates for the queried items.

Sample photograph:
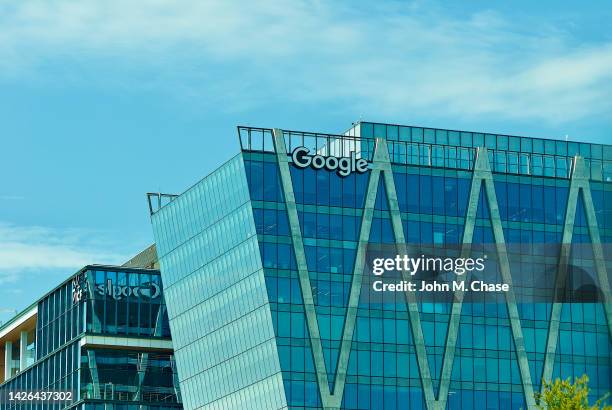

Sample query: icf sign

[290,146,369,177]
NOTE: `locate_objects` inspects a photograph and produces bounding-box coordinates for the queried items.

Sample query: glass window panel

[420,145,430,166]
[591,144,602,159]
[532,154,543,175]
[361,122,373,138]
[435,129,448,145]
[545,139,556,155]
[374,123,386,138]
[568,142,579,157]
[590,160,602,181]
[424,128,435,144]
[579,143,591,157]
[459,148,471,169]
[461,132,474,147]
[387,125,398,140]
[520,153,530,174]
[509,136,520,151]
[399,126,410,141]
[556,157,568,178]
[543,155,555,176]
[533,139,544,153]
[250,129,263,151]
[508,152,519,173]
[495,151,507,173]
[447,147,457,168]
[411,127,424,142]
[521,137,532,152]
[485,134,496,148]
[556,141,567,156]
[433,145,444,167]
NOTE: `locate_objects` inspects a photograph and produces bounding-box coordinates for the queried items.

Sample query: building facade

[149,122,611,409]
[0,265,182,410]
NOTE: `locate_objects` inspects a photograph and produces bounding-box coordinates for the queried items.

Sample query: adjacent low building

[0,262,181,410]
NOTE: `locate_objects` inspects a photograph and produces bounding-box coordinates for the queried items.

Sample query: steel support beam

[273,129,382,408]
[541,156,612,396]
[87,350,101,399]
[377,140,437,409]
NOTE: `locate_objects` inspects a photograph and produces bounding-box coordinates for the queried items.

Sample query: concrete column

[19,331,28,371]
[4,341,13,380]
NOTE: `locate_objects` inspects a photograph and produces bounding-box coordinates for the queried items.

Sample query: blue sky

[0,0,611,323]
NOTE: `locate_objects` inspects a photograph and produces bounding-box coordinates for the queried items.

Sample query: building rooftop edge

[351,120,611,148]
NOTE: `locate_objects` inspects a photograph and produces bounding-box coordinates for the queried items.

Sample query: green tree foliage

[535,375,611,410]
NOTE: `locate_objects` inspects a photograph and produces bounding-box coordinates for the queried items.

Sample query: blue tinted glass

[420,175,432,214]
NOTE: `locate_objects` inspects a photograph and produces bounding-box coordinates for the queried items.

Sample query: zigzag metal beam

[383,146,536,409]
[434,146,485,409]
[273,133,437,408]
[272,129,333,406]
[541,157,612,393]
[378,141,437,408]
[273,129,383,408]
[272,129,610,410]
[331,139,387,407]
[428,147,536,409]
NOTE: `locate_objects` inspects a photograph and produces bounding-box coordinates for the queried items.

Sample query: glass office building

[149,122,611,409]
[0,264,182,410]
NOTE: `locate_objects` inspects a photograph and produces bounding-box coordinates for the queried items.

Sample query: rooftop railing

[147,193,179,215]
[238,126,612,181]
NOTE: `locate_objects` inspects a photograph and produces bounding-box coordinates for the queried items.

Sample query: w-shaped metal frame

[435,147,536,409]
[272,129,611,410]
[273,129,386,408]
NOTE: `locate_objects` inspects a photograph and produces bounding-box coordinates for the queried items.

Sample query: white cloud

[0,1,611,123]
[0,222,127,285]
